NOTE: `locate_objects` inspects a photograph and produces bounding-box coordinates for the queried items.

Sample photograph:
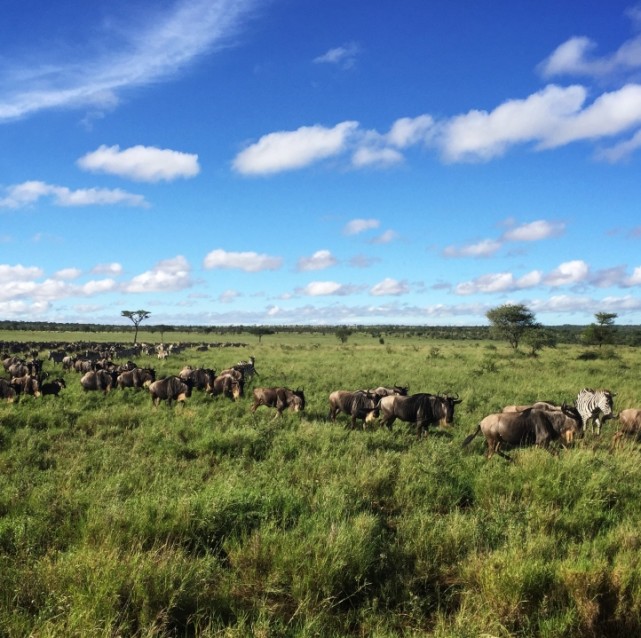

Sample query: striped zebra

[575,388,616,435]
[233,356,258,382]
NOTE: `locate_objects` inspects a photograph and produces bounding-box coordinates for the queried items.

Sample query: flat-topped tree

[486,303,537,351]
[121,310,151,344]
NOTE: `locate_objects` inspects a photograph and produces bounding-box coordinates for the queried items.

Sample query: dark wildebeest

[378,392,462,437]
[209,373,244,400]
[148,376,192,407]
[10,374,41,398]
[251,387,305,417]
[0,378,19,403]
[233,356,258,382]
[328,390,380,429]
[611,409,641,448]
[80,370,117,394]
[48,350,67,366]
[41,378,66,398]
[116,367,156,390]
[179,366,216,391]
[462,406,582,461]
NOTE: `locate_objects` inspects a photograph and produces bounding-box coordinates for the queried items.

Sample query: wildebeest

[233,356,258,382]
[367,385,408,398]
[462,405,582,460]
[179,366,216,391]
[378,392,462,437]
[611,409,641,447]
[116,367,156,390]
[0,378,19,403]
[41,378,66,398]
[328,390,380,428]
[80,369,117,394]
[251,387,305,417]
[148,376,193,407]
[10,373,41,398]
[209,373,244,400]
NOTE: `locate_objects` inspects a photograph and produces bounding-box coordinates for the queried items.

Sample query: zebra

[575,388,616,435]
[233,355,258,382]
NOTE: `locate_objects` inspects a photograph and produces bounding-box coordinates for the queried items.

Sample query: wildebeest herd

[0,344,636,460]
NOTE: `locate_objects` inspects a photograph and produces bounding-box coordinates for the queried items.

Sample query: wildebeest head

[290,388,305,412]
[436,393,462,425]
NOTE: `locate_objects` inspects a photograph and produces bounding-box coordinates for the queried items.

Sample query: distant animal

[575,388,616,435]
[612,409,641,447]
[80,370,117,394]
[40,378,66,398]
[462,405,582,460]
[378,392,462,437]
[148,376,192,407]
[209,373,244,400]
[0,378,18,403]
[47,350,67,365]
[251,387,305,417]
[328,390,380,428]
[116,368,156,390]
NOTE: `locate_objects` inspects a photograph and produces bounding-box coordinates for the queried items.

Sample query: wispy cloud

[0,0,259,122]
[78,145,200,182]
[297,249,338,272]
[343,218,380,235]
[0,181,148,209]
[313,42,360,69]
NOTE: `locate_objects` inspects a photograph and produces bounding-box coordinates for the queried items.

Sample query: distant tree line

[2,319,641,346]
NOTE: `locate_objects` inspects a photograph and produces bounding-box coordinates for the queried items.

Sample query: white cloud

[54,268,82,280]
[123,255,192,292]
[370,278,409,296]
[297,249,338,272]
[0,264,44,283]
[298,281,348,296]
[544,260,589,286]
[313,42,360,68]
[370,230,399,245]
[502,220,565,242]
[343,218,380,235]
[78,145,200,182]
[92,262,123,276]
[626,266,641,286]
[0,0,260,122]
[0,181,148,208]
[233,121,358,175]
[386,115,435,148]
[443,238,502,258]
[455,272,517,295]
[351,146,404,168]
[203,249,282,272]
[219,289,241,303]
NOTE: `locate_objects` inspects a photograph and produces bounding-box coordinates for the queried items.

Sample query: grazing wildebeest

[0,378,19,402]
[462,406,582,461]
[179,366,216,391]
[209,373,244,400]
[41,378,66,398]
[148,376,193,407]
[328,390,380,428]
[611,409,641,447]
[80,370,117,394]
[251,387,305,417]
[378,392,462,437]
[233,356,258,382]
[116,367,156,390]
[10,374,41,398]
[48,350,67,366]
[367,385,408,398]
[74,359,95,374]
[575,388,616,435]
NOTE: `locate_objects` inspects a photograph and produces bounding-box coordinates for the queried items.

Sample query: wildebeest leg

[381,415,396,431]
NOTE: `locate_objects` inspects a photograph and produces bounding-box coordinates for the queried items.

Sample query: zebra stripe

[575,388,615,435]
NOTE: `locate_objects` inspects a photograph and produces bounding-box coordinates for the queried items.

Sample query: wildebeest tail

[461,424,481,447]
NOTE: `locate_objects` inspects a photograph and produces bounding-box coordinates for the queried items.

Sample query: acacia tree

[486,303,537,351]
[121,309,151,344]
[582,312,617,348]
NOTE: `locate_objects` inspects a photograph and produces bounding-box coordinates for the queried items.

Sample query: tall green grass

[1,334,641,635]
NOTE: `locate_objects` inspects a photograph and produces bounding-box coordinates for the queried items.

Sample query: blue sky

[2,0,641,327]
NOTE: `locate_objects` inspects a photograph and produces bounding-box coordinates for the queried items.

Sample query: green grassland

[1,331,641,636]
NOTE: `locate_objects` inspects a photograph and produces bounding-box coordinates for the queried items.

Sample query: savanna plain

[1,329,641,637]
